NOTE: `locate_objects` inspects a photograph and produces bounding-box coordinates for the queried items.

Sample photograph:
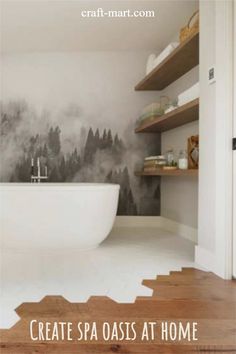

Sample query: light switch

[208,66,216,84]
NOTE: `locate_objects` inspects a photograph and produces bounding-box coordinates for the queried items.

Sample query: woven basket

[179,10,199,43]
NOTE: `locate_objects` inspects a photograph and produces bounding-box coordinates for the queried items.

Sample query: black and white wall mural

[0,52,161,215]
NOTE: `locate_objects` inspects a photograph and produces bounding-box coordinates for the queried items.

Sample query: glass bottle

[178,150,188,170]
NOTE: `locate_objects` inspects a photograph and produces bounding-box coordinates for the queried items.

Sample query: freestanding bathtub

[0,183,120,250]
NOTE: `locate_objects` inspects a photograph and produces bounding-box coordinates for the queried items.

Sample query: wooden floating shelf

[135,98,199,133]
[135,31,199,91]
[135,169,198,177]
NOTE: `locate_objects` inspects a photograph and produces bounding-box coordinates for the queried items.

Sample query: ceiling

[1,0,199,53]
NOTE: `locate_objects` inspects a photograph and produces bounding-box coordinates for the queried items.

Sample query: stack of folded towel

[143,156,166,172]
[178,82,199,106]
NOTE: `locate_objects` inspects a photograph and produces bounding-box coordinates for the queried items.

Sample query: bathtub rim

[0,182,120,191]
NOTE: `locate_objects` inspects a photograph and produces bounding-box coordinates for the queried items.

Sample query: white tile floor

[0,227,195,328]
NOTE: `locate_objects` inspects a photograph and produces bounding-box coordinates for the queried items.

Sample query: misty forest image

[0,100,161,215]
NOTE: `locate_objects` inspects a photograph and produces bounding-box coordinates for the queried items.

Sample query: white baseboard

[195,245,215,272]
[160,217,197,243]
[114,216,197,243]
[114,216,162,228]
[195,245,232,279]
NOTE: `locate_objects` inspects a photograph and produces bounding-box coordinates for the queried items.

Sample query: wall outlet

[208,66,216,84]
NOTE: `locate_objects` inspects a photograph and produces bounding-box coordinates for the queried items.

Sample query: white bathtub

[0,183,120,250]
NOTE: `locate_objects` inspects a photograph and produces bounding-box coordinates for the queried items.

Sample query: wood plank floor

[0,268,236,353]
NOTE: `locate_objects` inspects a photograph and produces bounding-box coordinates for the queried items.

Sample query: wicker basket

[179,10,199,43]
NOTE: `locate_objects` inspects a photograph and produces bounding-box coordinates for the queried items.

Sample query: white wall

[196,0,233,278]
[198,0,216,252]
[233,0,236,279]
[161,67,199,229]
[1,51,158,134]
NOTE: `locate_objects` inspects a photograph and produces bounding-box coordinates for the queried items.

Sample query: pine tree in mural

[48,126,61,156]
[94,128,100,146]
[28,135,39,156]
[112,134,125,164]
[118,186,128,215]
[153,183,160,200]
[113,133,123,152]
[110,167,138,215]
[84,127,95,163]
[59,155,66,182]
[48,166,61,182]
[101,129,107,149]
[67,148,81,179]
[105,170,113,183]
[107,129,113,148]
[42,144,48,158]
[127,189,137,215]
[10,156,31,182]
[114,134,119,146]
[121,166,129,186]
[0,100,28,136]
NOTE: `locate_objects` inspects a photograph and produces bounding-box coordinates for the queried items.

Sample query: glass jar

[160,96,170,114]
[165,149,175,166]
[178,150,188,170]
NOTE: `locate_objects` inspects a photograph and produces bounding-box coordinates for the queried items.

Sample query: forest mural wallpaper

[1,52,161,215]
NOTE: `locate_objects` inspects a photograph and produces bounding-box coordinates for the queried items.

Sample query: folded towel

[145,155,165,161]
[144,161,166,167]
[146,43,179,75]
[178,82,199,106]
[144,161,158,167]
[143,166,163,172]
[153,42,179,68]
[146,54,156,75]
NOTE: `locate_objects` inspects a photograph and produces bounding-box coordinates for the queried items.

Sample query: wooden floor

[0,268,236,353]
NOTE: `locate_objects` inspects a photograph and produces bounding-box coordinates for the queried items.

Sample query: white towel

[153,42,179,68]
[178,82,200,106]
[145,43,179,75]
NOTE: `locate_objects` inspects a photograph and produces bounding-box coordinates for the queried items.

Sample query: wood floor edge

[1,267,235,352]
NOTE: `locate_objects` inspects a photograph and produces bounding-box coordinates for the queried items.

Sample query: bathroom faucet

[31,157,48,183]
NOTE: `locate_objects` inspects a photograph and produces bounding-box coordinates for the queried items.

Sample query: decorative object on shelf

[178,149,188,170]
[137,98,170,128]
[142,102,163,116]
[146,54,156,75]
[136,30,199,91]
[143,149,190,172]
[143,155,166,172]
[165,148,175,166]
[178,82,199,106]
[164,99,178,114]
[160,95,170,112]
[136,114,155,128]
[188,135,199,169]
[179,10,199,43]
[136,99,199,133]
